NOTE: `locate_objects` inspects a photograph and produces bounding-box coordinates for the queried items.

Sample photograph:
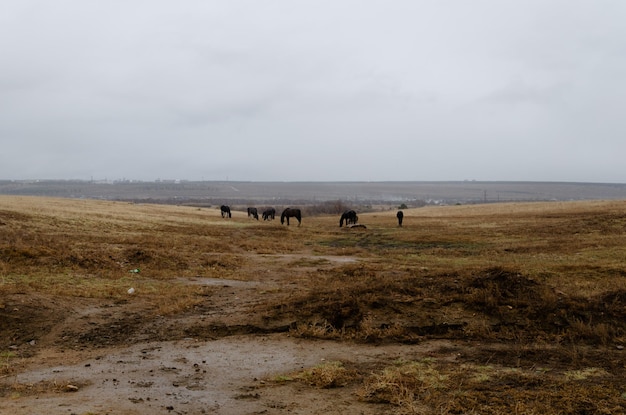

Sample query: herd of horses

[220,205,405,227]
[245,207,276,221]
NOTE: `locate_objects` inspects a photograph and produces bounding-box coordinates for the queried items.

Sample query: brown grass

[3,196,626,412]
[275,360,359,388]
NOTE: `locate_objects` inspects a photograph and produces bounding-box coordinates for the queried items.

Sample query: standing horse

[280,208,301,226]
[339,210,358,227]
[262,207,276,221]
[397,210,404,227]
[220,205,231,218]
[247,207,259,220]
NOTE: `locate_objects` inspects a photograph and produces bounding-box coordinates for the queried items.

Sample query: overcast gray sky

[1,1,625,182]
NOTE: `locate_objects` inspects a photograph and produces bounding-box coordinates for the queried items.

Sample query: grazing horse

[247,207,259,220]
[262,207,276,221]
[280,208,301,226]
[220,205,231,218]
[397,210,404,227]
[339,210,358,227]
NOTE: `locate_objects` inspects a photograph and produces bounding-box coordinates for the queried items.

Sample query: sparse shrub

[566,318,612,345]
[358,359,448,408]
[291,321,341,339]
[277,361,358,388]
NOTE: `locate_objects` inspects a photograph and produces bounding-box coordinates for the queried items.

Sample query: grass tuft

[275,361,358,388]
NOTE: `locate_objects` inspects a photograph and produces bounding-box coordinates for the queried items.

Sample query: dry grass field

[2,195,626,414]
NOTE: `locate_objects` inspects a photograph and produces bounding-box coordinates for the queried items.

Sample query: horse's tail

[340,216,344,227]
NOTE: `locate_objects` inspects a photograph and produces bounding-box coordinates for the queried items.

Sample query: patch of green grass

[0,351,17,376]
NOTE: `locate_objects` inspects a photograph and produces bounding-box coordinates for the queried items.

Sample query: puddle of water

[319,255,358,263]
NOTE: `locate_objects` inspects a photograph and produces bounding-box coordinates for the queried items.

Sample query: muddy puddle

[5,334,454,415]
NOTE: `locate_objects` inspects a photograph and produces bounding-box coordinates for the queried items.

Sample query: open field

[2,196,626,414]
[3,180,626,205]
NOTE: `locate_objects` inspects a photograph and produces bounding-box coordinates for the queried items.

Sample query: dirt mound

[468,267,539,299]
[464,267,546,313]
[0,293,67,355]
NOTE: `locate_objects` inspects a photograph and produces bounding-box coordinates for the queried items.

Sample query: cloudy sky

[1,1,625,182]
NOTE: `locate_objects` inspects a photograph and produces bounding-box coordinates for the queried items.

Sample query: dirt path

[5,334,457,415]
[1,253,460,414]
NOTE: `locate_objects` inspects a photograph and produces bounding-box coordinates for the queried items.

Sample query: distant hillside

[1,180,625,206]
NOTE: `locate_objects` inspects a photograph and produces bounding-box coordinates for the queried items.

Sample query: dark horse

[220,205,231,218]
[339,210,358,227]
[280,208,301,226]
[397,210,404,227]
[262,207,276,221]
[247,207,259,220]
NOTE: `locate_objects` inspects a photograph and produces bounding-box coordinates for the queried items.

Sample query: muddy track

[1,288,463,415]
